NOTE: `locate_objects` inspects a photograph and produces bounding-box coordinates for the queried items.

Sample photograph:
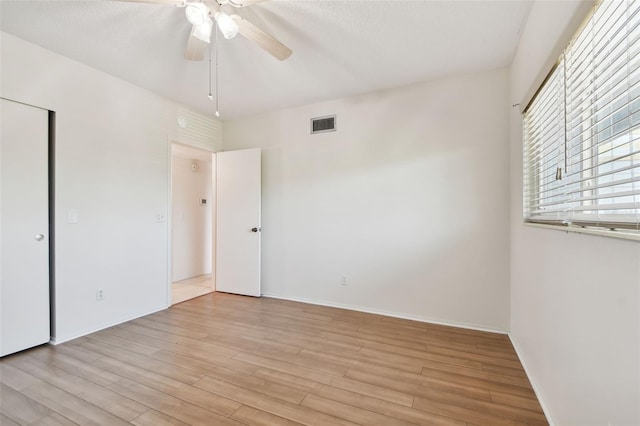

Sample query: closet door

[0,99,50,356]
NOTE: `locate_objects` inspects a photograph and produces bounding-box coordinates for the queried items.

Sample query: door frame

[166,140,217,307]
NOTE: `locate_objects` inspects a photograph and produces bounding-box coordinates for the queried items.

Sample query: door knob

[251,227,260,233]
[34,234,45,241]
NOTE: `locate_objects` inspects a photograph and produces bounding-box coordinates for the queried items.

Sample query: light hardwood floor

[0,293,548,425]
[172,274,214,305]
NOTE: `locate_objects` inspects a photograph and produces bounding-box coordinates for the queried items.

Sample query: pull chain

[215,26,220,118]
[208,34,213,101]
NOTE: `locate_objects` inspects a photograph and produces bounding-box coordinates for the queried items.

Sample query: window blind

[524,62,566,221]
[524,0,640,231]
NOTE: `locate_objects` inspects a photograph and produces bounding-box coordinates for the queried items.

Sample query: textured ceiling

[0,0,533,120]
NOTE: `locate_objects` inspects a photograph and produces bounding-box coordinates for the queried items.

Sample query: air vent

[311,115,336,134]
[176,106,222,151]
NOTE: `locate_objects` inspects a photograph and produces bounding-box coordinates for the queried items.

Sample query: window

[524,0,640,232]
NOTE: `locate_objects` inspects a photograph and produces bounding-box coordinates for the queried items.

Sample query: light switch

[67,209,79,224]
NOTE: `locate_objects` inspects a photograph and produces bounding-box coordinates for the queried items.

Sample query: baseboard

[508,333,556,426]
[262,293,508,335]
[49,304,168,345]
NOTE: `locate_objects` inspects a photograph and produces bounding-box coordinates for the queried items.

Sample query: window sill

[524,222,640,242]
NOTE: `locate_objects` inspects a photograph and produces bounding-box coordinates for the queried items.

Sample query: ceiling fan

[117,0,292,61]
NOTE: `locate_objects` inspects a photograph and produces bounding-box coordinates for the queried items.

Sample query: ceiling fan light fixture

[192,18,213,42]
[214,11,239,39]
[185,3,208,26]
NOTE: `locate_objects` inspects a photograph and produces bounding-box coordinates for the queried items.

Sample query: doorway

[170,143,215,305]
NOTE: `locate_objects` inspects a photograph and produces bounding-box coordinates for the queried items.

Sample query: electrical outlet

[155,214,165,223]
[96,289,104,302]
[340,276,347,286]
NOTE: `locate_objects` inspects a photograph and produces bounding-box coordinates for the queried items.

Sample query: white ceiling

[0,0,533,120]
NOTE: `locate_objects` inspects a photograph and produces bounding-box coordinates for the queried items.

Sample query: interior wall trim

[261,293,509,335]
[509,333,557,426]
[49,305,167,345]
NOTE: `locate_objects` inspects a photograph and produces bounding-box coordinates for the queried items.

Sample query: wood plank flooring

[0,293,548,425]
[172,274,214,305]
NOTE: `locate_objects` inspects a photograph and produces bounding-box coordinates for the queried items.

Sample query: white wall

[171,150,213,282]
[224,69,511,331]
[0,32,220,343]
[509,2,640,425]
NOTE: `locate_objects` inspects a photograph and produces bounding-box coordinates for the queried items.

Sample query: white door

[216,148,261,296]
[0,99,50,356]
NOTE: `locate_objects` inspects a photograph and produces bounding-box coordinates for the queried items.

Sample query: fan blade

[231,15,292,61]
[222,0,268,7]
[185,25,208,60]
